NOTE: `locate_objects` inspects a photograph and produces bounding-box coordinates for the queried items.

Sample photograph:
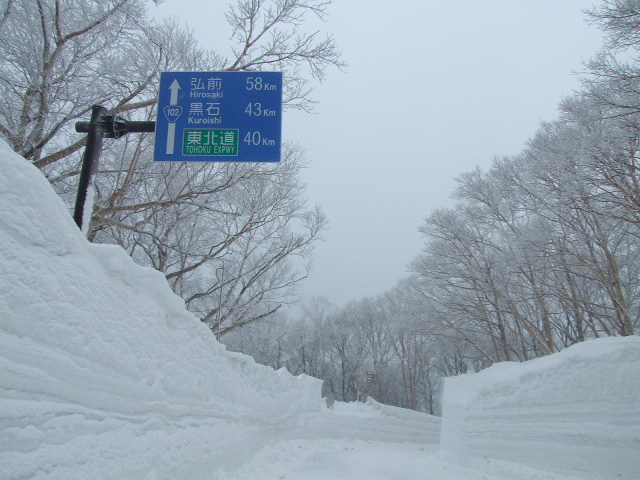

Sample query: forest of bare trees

[224,0,639,414]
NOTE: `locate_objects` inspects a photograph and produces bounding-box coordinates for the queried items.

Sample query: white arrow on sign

[166,79,181,154]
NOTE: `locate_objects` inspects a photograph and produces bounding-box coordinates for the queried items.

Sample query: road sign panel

[153,71,282,162]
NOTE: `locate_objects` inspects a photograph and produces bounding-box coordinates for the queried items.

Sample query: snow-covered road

[229,440,474,480]
[220,400,586,480]
[228,439,597,480]
[170,399,445,480]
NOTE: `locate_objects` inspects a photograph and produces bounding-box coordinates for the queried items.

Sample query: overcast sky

[152,1,604,309]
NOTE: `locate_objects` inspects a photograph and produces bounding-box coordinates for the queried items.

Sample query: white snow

[0,140,320,478]
[1,138,639,480]
[440,337,640,480]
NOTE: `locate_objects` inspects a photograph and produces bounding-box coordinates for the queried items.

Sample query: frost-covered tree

[0,0,165,165]
[410,117,638,359]
[405,0,640,362]
[0,0,343,335]
[583,0,640,116]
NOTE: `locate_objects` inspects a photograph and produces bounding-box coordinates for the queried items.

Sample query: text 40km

[243,131,276,146]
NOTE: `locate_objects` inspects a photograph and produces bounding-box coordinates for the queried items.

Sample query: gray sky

[152,1,604,309]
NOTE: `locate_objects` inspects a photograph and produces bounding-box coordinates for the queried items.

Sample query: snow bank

[296,397,440,444]
[0,140,321,479]
[440,336,640,480]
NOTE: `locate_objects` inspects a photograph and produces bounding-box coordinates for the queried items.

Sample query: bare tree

[0,0,170,165]
[1,0,342,335]
[224,0,344,112]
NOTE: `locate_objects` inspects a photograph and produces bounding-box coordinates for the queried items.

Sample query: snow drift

[440,336,640,480]
[0,140,321,479]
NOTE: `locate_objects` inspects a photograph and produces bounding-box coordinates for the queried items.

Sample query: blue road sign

[153,71,282,162]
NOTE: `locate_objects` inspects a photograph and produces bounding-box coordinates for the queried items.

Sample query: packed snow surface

[1,139,639,480]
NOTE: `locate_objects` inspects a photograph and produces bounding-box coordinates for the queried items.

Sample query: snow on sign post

[153,71,282,162]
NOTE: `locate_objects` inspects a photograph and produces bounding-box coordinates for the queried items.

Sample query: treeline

[224,296,455,415]
[224,0,640,414]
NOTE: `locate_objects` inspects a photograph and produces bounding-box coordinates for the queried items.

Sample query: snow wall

[0,140,322,478]
[440,336,640,480]
[298,397,441,444]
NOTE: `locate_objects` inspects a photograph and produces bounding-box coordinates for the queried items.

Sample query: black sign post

[73,105,154,233]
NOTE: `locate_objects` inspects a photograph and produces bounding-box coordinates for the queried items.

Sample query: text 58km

[245,76,277,91]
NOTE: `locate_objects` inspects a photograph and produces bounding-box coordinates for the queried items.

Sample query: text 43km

[245,102,277,117]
